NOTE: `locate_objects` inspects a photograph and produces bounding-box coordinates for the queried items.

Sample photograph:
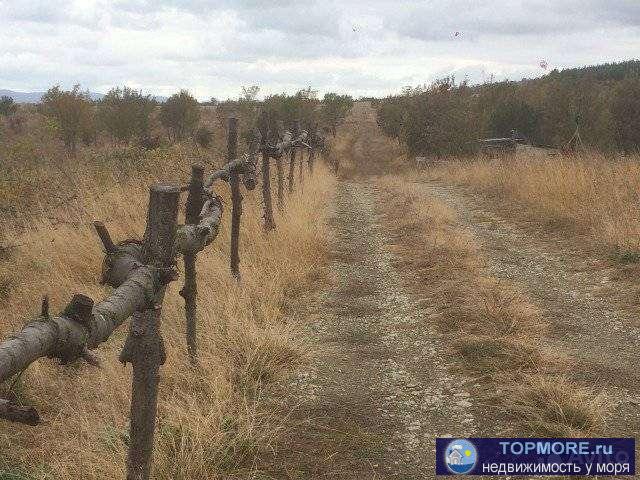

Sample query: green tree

[263,88,319,134]
[489,100,539,141]
[611,77,640,152]
[321,93,353,136]
[0,96,17,116]
[241,85,260,102]
[160,90,200,141]
[376,98,405,141]
[99,86,156,143]
[401,78,479,156]
[41,85,94,153]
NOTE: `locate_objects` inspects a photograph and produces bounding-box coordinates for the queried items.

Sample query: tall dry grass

[376,174,609,438]
[0,142,335,478]
[331,100,406,178]
[427,151,640,252]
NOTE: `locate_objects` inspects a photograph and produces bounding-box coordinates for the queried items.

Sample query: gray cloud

[0,0,639,99]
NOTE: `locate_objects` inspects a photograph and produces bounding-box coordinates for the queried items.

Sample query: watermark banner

[435,438,635,476]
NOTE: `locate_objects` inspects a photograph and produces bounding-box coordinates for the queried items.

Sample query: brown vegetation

[0,108,335,478]
[376,175,609,437]
[426,150,640,253]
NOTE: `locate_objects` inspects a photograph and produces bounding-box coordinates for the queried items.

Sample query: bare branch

[174,195,223,255]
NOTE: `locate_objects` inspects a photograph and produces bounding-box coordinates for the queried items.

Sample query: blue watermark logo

[436,438,635,476]
[445,439,478,474]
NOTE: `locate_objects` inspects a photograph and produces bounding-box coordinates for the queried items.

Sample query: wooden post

[258,122,276,231]
[287,121,299,194]
[122,182,180,480]
[308,148,315,174]
[261,152,276,231]
[287,148,296,194]
[298,147,304,191]
[275,157,284,211]
[94,221,117,253]
[227,118,242,280]
[180,165,204,364]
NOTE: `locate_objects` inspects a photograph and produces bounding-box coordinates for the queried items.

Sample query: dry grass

[426,150,640,252]
[330,100,406,178]
[0,134,335,478]
[509,375,611,438]
[376,174,608,437]
[332,103,610,438]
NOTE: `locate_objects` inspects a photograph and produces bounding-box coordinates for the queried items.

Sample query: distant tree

[489,100,539,141]
[194,126,213,148]
[98,86,156,143]
[401,78,479,156]
[160,90,200,141]
[376,98,405,141]
[41,85,94,153]
[321,93,353,136]
[0,96,17,116]
[238,85,261,142]
[263,89,320,134]
[611,77,640,152]
[241,85,260,102]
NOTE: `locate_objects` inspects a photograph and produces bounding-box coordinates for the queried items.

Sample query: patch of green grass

[0,470,33,480]
[610,246,640,265]
[99,424,129,452]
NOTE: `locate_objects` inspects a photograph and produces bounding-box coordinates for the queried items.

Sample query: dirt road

[264,181,477,479]
[419,181,640,441]
[261,102,638,478]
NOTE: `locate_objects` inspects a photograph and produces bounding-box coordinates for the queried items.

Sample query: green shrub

[98,86,155,143]
[321,93,353,136]
[0,96,17,117]
[160,90,200,141]
[194,126,213,148]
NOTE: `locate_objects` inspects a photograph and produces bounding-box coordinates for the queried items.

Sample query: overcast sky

[1,0,639,100]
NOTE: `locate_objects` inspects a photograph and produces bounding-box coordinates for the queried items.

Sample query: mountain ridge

[0,89,168,103]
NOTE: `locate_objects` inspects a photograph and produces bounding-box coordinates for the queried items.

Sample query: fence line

[0,115,327,480]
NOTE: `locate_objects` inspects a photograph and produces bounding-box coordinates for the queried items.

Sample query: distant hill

[0,89,105,103]
[0,89,168,104]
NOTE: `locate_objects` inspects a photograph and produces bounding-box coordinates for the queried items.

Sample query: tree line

[0,85,353,155]
[376,59,640,156]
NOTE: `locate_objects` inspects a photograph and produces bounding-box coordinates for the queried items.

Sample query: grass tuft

[508,375,610,437]
[375,174,608,437]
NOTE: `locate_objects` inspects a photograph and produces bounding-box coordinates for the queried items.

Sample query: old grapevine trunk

[122,182,180,480]
[181,165,205,364]
[227,118,242,280]
[0,260,159,383]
